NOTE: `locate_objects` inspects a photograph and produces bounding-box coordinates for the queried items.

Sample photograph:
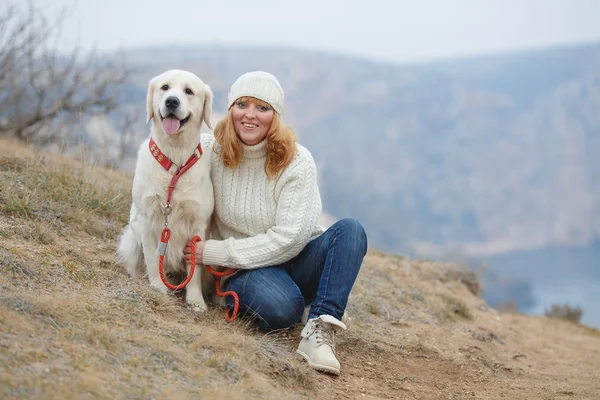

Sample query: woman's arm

[202,156,322,269]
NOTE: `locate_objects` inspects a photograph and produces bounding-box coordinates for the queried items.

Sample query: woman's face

[231,97,274,146]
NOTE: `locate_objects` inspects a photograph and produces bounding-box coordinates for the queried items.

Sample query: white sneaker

[301,306,350,326]
[296,315,347,375]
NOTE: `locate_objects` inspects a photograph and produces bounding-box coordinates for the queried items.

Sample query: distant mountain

[118,42,600,261]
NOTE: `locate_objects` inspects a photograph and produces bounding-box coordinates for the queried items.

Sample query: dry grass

[1,139,600,400]
[0,151,129,240]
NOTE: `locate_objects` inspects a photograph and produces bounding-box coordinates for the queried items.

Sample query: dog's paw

[190,303,208,313]
[150,281,169,295]
[186,294,208,313]
[187,300,208,313]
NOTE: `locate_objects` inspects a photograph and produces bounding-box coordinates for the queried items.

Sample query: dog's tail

[116,225,142,278]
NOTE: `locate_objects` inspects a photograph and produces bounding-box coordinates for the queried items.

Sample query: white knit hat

[227,71,284,114]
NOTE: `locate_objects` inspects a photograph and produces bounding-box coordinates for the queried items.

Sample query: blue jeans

[224,218,367,331]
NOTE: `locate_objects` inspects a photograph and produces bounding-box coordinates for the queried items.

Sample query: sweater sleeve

[202,155,322,269]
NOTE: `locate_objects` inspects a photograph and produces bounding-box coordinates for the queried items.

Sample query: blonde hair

[213,96,297,180]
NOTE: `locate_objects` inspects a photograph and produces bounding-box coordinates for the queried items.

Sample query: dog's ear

[146,77,156,123]
[202,84,213,130]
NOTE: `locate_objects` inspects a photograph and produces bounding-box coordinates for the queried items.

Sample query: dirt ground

[1,140,599,399]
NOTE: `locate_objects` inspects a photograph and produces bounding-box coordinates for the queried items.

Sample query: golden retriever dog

[117,69,214,312]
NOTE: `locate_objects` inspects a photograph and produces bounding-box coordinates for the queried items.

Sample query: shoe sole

[296,349,340,376]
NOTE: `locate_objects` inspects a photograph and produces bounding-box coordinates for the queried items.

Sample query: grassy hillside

[1,139,599,399]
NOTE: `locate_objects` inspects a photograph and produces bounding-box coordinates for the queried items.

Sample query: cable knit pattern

[200,133,325,269]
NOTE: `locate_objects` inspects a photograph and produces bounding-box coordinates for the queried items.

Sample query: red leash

[200,246,240,323]
[152,138,239,321]
[158,228,195,291]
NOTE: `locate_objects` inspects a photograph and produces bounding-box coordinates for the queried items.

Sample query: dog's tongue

[162,117,180,135]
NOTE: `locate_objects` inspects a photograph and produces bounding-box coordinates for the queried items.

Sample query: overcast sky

[26,0,600,64]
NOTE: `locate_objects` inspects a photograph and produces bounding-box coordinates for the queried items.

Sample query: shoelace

[311,321,337,353]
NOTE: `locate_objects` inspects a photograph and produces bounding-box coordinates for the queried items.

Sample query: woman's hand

[184,239,205,266]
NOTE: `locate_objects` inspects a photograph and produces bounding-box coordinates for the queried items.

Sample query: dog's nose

[165,96,180,109]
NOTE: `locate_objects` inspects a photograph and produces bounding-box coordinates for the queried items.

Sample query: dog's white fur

[117,69,214,312]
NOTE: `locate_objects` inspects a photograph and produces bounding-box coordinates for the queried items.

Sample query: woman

[186,71,367,376]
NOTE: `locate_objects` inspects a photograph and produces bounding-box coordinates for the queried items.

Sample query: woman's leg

[285,218,368,321]
[286,218,367,375]
[224,266,305,331]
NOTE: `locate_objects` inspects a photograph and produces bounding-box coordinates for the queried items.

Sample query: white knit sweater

[200,133,325,269]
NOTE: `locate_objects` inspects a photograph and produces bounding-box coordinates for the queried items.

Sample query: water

[480,242,600,328]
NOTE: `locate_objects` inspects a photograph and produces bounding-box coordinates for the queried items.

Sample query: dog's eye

[185,88,194,95]
[161,84,169,91]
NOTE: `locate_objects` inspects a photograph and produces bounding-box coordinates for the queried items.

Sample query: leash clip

[163,204,172,227]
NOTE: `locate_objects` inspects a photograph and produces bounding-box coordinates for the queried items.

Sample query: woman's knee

[225,268,305,331]
[334,218,368,253]
[255,294,305,331]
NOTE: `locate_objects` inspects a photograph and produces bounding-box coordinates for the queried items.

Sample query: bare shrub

[497,300,519,313]
[545,303,583,323]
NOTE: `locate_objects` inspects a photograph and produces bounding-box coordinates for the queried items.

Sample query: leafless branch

[0,2,131,144]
